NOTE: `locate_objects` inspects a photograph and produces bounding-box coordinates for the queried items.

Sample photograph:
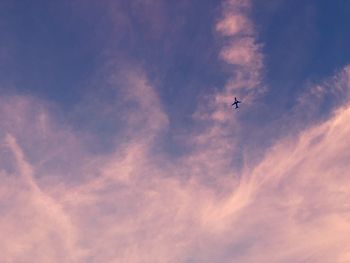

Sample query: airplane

[231,97,241,109]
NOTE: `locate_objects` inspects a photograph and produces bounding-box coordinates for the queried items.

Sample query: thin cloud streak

[182,0,264,188]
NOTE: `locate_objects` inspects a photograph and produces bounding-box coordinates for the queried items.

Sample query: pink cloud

[188,0,264,152]
[1,65,350,262]
[216,14,251,36]
[219,37,262,69]
[1,0,350,261]
[215,0,263,97]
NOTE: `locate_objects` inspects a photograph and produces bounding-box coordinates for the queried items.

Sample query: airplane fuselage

[232,97,241,109]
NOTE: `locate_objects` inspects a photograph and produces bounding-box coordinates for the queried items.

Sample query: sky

[1,0,350,262]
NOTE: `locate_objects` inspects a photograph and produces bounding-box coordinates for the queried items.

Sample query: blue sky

[2,0,349,121]
[2,0,349,146]
[254,0,350,106]
[1,0,350,262]
[2,1,349,104]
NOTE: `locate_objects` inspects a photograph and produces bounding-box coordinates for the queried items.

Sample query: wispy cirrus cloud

[1,64,350,262]
[1,0,350,262]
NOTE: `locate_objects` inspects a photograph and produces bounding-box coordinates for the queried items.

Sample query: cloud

[234,105,350,262]
[1,1,350,262]
[216,14,251,36]
[215,0,263,95]
[189,0,264,159]
[1,64,350,262]
[219,37,262,68]
[0,134,84,262]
